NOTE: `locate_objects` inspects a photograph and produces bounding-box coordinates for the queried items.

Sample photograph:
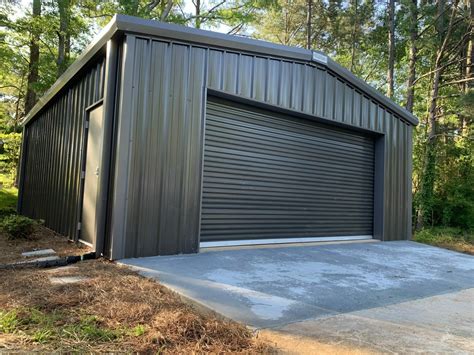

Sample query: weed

[414,227,474,255]
[32,328,54,343]
[131,324,146,337]
[62,315,119,342]
[0,309,20,333]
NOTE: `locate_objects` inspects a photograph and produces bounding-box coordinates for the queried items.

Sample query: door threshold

[200,235,373,249]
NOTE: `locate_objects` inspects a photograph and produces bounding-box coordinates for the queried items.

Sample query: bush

[0,215,37,239]
[0,133,21,188]
[0,206,16,219]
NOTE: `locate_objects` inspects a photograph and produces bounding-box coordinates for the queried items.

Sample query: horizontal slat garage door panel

[201,98,375,242]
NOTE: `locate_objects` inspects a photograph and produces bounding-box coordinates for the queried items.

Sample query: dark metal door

[201,98,375,242]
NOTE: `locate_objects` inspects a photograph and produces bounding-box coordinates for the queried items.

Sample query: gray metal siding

[201,99,374,241]
[20,57,106,239]
[110,38,206,258]
[110,34,412,258]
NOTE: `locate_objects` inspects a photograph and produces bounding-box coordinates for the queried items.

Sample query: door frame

[77,99,104,250]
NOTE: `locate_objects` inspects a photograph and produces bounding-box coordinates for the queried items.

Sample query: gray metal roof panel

[22,14,418,126]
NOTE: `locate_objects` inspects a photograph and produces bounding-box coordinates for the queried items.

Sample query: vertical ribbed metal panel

[201,98,375,241]
[113,38,206,257]
[20,57,105,239]
[113,34,413,257]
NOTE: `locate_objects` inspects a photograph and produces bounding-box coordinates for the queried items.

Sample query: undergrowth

[413,227,473,255]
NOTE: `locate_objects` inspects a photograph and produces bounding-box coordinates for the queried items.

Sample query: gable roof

[23,14,418,126]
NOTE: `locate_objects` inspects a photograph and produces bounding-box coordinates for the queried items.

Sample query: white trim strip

[200,235,373,248]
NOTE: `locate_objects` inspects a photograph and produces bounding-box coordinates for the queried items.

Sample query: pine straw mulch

[0,226,91,265]
[0,259,273,353]
[430,240,474,256]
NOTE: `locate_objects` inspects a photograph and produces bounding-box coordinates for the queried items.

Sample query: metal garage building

[18,15,418,260]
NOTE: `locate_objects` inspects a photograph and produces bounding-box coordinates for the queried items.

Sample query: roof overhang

[22,14,419,126]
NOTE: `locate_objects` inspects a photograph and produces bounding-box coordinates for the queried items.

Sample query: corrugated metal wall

[20,57,106,239]
[111,34,412,258]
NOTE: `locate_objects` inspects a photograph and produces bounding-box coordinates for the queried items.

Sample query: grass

[413,227,474,255]
[0,172,17,209]
[0,187,17,210]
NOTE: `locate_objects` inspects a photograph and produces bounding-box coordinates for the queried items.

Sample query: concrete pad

[121,241,474,354]
[122,241,474,327]
[260,288,474,354]
[21,249,56,257]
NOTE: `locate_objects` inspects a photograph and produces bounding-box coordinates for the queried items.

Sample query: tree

[405,0,418,112]
[387,0,395,98]
[24,0,41,114]
[307,0,312,49]
[57,0,71,77]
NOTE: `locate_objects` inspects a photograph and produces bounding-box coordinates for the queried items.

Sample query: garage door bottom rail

[200,235,373,248]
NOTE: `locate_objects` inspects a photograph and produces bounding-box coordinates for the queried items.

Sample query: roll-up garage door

[201,98,375,243]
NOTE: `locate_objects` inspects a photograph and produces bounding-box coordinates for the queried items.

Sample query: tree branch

[439,77,474,88]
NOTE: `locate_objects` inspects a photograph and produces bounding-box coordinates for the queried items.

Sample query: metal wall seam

[109,34,136,260]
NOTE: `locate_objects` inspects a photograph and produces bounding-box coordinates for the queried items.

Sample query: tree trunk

[405,0,418,113]
[466,0,473,88]
[350,0,358,72]
[416,0,458,230]
[387,0,395,98]
[57,0,70,78]
[195,0,201,28]
[306,0,312,49]
[459,0,473,133]
[24,0,41,114]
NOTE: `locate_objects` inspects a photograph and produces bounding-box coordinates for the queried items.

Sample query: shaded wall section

[110,35,412,258]
[20,57,106,240]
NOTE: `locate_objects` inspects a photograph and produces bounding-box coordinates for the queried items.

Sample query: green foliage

[0,206,16,219]
[0,186,17,210]
[414,227,473,246]
[0,132,21,187]
[0,308,127,345]
[130,324,146,337]
[32,328,54,343]
[0,309,20,333]
[0,214,37,239]
[62,315,119,342]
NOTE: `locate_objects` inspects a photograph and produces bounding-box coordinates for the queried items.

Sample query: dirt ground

[0,227,271,353]
[0,226,91,265]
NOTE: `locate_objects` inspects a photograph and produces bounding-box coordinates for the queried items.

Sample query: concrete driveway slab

[259,288,474,354]
[121,241,474,352]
